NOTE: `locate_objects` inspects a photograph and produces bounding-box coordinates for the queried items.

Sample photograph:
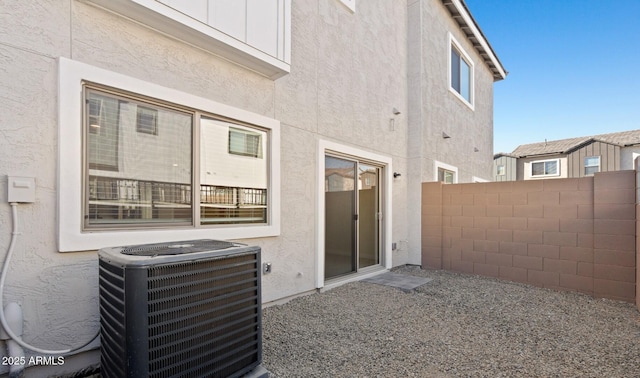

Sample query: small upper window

[449,34,474,108]
[136,106,158,135]
[229,127,263,158]
[438,168,455,184]
[531,159,559,177]
[584,156,600,176]
[497,165,505,176]
[88,97,103,134]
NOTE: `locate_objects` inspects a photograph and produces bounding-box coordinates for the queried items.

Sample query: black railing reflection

[200,186,267,207]
[88,176,266,208]
[89,177,192,204]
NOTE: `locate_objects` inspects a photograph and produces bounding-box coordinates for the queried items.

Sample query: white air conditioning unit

[98,239,262,378]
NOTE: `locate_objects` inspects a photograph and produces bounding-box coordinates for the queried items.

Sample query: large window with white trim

[59,58,280,252]
[84,86,268,229]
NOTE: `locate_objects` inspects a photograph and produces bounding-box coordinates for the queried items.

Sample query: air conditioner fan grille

[121,239,237,256]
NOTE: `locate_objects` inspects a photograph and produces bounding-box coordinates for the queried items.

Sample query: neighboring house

[0,0,505,375]
[494,129,640,181]
[493,152,518,181]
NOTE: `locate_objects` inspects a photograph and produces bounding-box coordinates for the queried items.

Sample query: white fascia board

[450,0,507,80]
[84,0,290,79]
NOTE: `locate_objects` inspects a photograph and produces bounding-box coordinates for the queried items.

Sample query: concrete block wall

[422,170,637,303]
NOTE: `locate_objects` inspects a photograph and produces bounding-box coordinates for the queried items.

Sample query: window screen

[85,89,193,227]
[84,87,270,230]
[532,160,558,176]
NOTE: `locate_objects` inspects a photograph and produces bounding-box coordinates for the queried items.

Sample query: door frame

[316,140,392,289]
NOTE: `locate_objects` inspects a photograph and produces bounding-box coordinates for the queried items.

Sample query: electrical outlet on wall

[7,176,36,203]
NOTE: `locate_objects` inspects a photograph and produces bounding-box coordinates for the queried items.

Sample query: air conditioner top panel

[120,239,237,256]
[98,239,258,267]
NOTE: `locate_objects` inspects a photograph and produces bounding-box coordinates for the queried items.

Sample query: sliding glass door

[325,155,381,280]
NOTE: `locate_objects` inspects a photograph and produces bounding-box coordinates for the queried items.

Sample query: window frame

[59,57,280,252]
[496,164,506,176]
[135,105,159,135]
[228,127,264,158]
[434,161,458,184]
[448,33,474,110]
[530,159,560,178]
[584,156,600,176]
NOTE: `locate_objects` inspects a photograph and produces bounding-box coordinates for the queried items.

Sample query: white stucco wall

[406,0,498,265]
[621,146,640,170]
[0,0,499,375]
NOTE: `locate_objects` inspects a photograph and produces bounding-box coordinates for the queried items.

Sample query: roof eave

[519,152,566,159]
[442,0,508,81]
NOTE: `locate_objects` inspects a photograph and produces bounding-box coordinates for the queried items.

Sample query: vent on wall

[98,239,262,378]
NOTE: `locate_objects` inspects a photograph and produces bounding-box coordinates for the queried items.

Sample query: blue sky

[464,0,640,153]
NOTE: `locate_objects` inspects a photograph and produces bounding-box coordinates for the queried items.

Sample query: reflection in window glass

[545,160,557,174]
[136,106,158,135]
[460,58,470,101]
[450,44,471,103]
[85,89,193,227]
[201,118,268,224]
[229,127,263,158]
[438,168,455,184]
[451,49,461,94]
[531,160,558,176]
[83,87,272,231]
[531,162,545,176]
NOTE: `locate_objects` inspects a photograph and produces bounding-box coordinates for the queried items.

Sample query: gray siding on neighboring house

[506,129,640,181]
[494,155,516,181]
[567,141,620,177]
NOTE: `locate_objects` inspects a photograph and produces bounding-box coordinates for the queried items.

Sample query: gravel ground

[262,266,640,377]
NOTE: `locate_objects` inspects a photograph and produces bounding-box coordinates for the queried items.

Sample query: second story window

[584,156,600,176]
[449,34,474,108]
[531,159,559,177]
